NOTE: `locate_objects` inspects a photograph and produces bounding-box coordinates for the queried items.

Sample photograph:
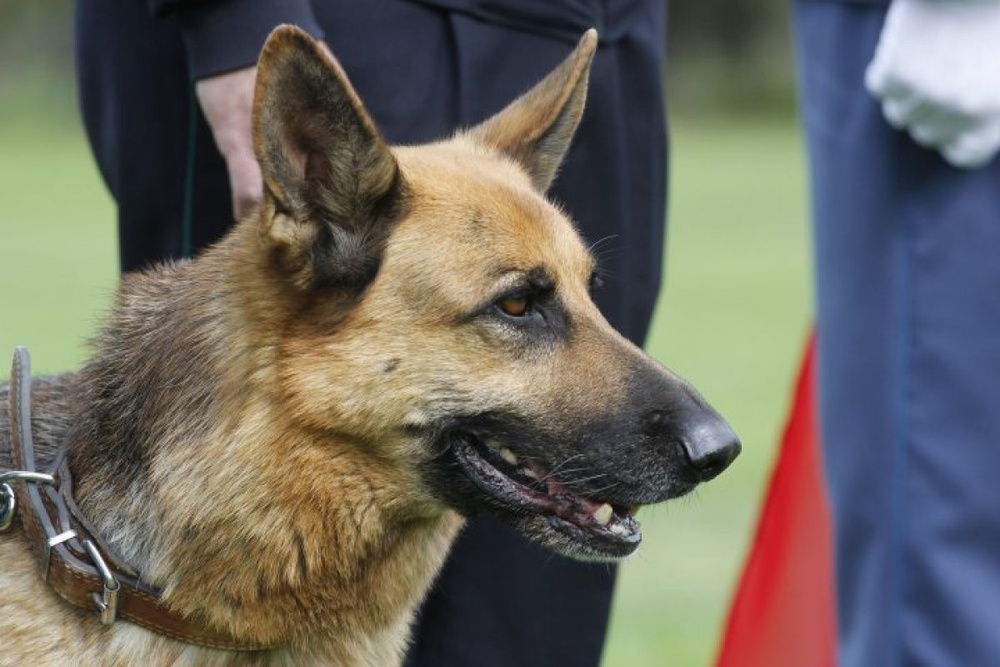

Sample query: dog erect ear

[465,29,597,192]
[253,25,405,289]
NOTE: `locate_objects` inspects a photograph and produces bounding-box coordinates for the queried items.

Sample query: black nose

[680,418,741,481]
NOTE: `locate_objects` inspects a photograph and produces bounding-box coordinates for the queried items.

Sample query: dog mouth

[449,433,641,561]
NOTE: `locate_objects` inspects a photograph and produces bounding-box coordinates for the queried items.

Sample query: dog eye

[497,295,532,318]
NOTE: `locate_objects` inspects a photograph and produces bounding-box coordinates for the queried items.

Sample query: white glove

[865,0,1000,168]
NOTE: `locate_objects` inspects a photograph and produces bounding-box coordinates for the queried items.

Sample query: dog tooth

[499,447,519,465]
[609,522,630,536]
[521,467,539,480]
[593,503,613,527]
[485,438,503,451]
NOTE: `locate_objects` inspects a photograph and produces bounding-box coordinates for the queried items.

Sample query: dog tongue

[523,459,609,526]
[456,438,627,531]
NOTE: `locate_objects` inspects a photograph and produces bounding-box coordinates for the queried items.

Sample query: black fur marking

[66,275,222,530]
[295,533,310,580]
[308,165,409,292]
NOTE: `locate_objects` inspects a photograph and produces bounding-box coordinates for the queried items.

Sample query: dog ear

[253,25,405,290]
[465,29,597,193]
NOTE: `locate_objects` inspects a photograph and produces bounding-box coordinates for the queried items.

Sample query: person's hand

[196,66,262,221]
[866,0,1000,169]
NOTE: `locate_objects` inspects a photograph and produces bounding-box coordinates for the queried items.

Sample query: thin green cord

[181,84,198,260]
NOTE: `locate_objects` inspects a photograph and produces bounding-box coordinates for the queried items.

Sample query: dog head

[251,26,739,562]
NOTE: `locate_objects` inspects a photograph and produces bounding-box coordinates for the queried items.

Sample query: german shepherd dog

[0,26,739,665]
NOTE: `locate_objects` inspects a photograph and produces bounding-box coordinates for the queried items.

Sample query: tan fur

[0,26,736,665]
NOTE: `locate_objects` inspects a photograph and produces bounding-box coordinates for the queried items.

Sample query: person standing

[794,1,1000,663]
[75,1,668,664]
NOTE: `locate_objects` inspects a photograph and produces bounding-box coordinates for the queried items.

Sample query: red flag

[715,336,836,667]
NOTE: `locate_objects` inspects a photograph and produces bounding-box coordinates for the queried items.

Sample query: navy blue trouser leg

[795,3,1000,664]
[76,0,232,273]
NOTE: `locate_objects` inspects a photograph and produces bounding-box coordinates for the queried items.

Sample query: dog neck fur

[64,227,462,662]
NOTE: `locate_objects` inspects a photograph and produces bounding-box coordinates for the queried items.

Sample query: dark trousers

[795,2,1000,664]
[76,2,667,663]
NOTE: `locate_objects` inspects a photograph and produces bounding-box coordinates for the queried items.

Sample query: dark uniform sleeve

[146,0,325,80]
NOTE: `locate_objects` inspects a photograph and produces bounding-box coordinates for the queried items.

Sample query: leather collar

[2,347,275,652]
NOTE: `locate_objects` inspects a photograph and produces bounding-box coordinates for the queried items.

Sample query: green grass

[0,114,812,666]
[603,117,813,667]
[0,118,117,372]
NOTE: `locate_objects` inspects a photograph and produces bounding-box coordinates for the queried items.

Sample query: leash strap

[5,347,273,651]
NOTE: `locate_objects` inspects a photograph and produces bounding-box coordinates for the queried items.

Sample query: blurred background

[0,2,811,664]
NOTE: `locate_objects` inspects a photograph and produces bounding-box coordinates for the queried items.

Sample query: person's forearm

[144,0,326,221]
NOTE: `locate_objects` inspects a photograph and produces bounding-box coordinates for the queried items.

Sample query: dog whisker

[540,453,586,480]
[559,472,609,487]
[586,234,619,253]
